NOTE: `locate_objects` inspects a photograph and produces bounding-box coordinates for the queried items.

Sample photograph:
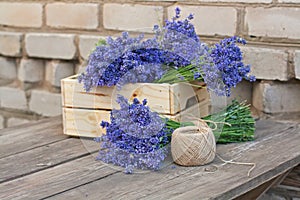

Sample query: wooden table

[0,116,299,200]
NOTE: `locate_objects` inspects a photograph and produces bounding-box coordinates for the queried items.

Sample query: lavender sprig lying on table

[95,95,173,173]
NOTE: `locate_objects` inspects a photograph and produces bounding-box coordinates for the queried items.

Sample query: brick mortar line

[42,2,47,29]
[0,27,300,47]
[98,3,104,30]
[236,8,244,36]
[287,51,296,79]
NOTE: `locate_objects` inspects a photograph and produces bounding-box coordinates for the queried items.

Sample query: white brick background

[168,5,237,36]
[0,32,22,57]
[242,47,289,81]
[0,0,299,125]
[45,60,74,87]
[0,87,27,110]
[245,7,300,39]
[79,35,106,60]
[104,4,163,33]
[19,59,44,83]
[0,57,17,80]
[25,33,76,59]
[46,3,99,30]
[29,90,62,117]
[0,3,42,28]
[253,82,300,113]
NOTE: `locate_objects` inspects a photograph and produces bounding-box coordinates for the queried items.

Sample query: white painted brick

[7,117,30,127]
[79,35,106,60]
[0,3,42,28]
[104,4,163,33]
[253,82,300,113]
[75,64,87,74]
[0,115,4,129]
[0,57,17,80]
[25,33,76,60]
[29,90,62,117]
[242,47,289,81]
[46,3,99,29]
[295,50,300,80]
[46,60,74,87]
[0,87,27,110]
[168,5,237,36]
[0,32,22,57]
[227,80,252,103]
[18,59,44,83]
[245,7,300,39]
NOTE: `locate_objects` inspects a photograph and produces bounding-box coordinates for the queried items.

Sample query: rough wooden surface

[0,116,65,158]
[0,117,299,200]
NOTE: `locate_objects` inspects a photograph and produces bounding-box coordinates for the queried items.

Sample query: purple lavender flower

[96,96,172,172]
[79,8,206,91]
[204,36,255,96]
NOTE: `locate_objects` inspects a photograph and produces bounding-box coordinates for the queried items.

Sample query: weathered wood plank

[0,154,119,200]
[0,116,66,158]
[0,116,59,136]
[45,120,300,200]
[0,138,98,183]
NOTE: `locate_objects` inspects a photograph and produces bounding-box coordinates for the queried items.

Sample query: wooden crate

[61,75,211,138]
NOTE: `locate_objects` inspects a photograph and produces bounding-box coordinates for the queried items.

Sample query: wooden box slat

[61,75,211,137]
[63,100,210,138]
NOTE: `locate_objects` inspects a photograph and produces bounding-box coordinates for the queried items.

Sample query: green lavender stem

[165,100,255,144]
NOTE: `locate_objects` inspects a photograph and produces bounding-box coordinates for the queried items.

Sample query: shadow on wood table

[0,116,299,200]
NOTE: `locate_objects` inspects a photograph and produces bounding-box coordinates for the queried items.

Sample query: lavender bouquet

[79,8,256,173]
[96,95,254,173]
[78,8,255,96]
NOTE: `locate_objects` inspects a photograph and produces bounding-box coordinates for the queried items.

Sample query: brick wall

[0,0,299,129]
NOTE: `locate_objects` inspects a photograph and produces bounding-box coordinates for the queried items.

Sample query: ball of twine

[171,120,216,166]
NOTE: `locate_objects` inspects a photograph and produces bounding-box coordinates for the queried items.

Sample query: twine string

[194,119,256,177]
[171,123,216,167]
[185,114,231,131]
[172,114,256,177]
